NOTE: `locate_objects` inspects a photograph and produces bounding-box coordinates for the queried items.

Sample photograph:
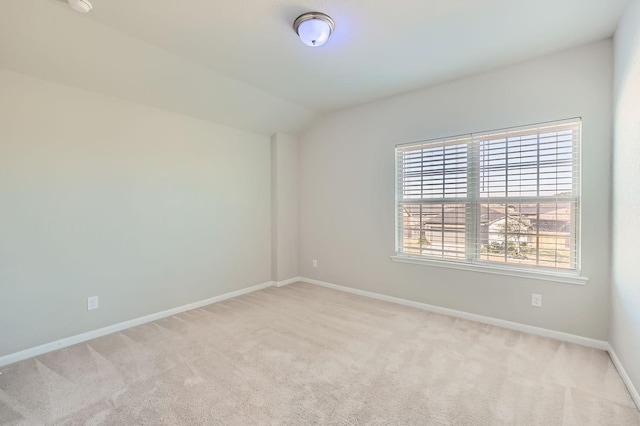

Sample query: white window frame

[392,118,587,285]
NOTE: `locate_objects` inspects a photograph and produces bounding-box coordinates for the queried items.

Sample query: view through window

[396,118,580,272]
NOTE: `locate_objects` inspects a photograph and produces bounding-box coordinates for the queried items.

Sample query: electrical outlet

[87,296,99,311]
[531,293,542,308]
[312,259,318,268]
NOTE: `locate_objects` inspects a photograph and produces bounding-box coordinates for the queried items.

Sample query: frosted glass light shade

[67,0,92,13]
[297,19,331,47]
[293,13,335,47]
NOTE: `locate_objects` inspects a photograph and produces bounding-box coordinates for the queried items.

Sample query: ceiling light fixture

[293,12,335,47]
[67,0,93,14]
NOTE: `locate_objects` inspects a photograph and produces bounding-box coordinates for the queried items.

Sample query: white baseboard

[274,276,302,287]
[3,276,637,412]
[300,277,609,351]
[0,280,275,368]
[607,344,640,410]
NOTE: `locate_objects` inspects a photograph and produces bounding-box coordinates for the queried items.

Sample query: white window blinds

[396,118,581,272]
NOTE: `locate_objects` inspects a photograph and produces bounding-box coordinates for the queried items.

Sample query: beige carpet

[1,282,639,425]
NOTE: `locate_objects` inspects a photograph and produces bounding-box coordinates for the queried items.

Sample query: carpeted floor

[1,282,639,425]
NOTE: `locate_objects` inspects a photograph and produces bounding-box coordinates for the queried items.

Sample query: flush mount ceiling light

[67,0,93,13]
[293,12,335,47]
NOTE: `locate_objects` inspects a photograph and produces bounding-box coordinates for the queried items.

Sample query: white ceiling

[0,0,630,135]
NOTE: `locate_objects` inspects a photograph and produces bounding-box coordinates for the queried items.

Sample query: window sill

[390,255,588,286]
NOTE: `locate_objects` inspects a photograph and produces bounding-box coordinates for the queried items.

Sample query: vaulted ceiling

[0,0,630,135]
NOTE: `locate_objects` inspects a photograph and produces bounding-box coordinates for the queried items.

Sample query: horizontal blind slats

[396,118,581,271]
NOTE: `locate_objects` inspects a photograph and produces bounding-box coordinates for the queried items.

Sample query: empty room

[1,0,639,424]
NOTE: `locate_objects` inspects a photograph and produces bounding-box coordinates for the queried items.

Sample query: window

[395,118,581,275]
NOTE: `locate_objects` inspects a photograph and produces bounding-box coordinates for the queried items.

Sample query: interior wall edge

[298,278,609,350]
[298,278,640,410]
[608,343,640,410]
[4,276,638,412]
[0,280,275,368]
[275,277,303,288]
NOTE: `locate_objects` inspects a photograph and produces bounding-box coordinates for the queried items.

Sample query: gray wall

[611,0,640,398]
[299,41,613,340]
[0,69,272,357]
[271,133,299,282]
